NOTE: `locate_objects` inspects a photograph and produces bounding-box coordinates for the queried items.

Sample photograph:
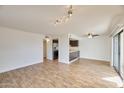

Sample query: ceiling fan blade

[82,35,88,37]
[93,34,99,37]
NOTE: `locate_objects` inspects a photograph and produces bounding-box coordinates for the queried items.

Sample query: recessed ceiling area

[0,5,124,36]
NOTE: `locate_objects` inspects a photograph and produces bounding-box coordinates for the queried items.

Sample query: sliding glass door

[120,32,124,79]
[113,34,120,72]
[113,30,124,79]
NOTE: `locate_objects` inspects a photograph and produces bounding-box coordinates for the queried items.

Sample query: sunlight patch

[102,76,123,87]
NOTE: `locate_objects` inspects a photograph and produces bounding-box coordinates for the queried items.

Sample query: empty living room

[0,0,124,92]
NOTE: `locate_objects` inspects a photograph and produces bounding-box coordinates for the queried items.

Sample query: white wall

[0,27,43,73]
[59,34,69,64]
[79,36,111,61]
[43,40,47,58]
[47,39,53,60]
[69,34,82,40]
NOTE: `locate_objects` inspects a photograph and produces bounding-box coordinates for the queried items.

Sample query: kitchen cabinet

[70,40,79,47]
[69,51,80,61]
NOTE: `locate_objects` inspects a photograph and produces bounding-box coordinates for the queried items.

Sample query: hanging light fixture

[45,36,50,42]
[54,5,73,25]
[67,5,73,17]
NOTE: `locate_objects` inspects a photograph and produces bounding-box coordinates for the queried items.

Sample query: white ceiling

[0,5,124,36]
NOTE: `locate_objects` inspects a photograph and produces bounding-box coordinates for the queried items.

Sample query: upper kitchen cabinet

[70,40,79,47]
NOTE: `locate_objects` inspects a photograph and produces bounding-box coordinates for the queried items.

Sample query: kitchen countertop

[69,50,79,53]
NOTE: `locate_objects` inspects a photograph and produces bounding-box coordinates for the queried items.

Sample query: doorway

[52,39,59,60]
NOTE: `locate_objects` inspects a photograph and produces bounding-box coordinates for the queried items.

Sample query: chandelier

[54,5,73,25]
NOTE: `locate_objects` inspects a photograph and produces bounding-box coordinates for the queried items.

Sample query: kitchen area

[58,34,80,64]
[69,38,80,63]
[46,34,80,64]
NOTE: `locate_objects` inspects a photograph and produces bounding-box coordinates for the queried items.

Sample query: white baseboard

[69,57,79,63]
[0,61,43,74]
[80,57,110,62]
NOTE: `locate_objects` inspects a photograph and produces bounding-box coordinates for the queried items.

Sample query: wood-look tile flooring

[0,59,123,88]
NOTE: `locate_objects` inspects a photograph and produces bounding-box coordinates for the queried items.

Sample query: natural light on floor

[102,76,123,87]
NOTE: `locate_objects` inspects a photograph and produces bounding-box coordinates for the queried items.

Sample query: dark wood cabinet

[70,40,79,47]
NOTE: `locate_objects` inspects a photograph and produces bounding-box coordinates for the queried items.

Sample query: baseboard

[58,61,69,64]
[0,61,43,74]
[69,57,79,63]
[79,57,110,63]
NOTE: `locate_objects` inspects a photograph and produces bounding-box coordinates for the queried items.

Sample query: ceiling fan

[82,33,100,38]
